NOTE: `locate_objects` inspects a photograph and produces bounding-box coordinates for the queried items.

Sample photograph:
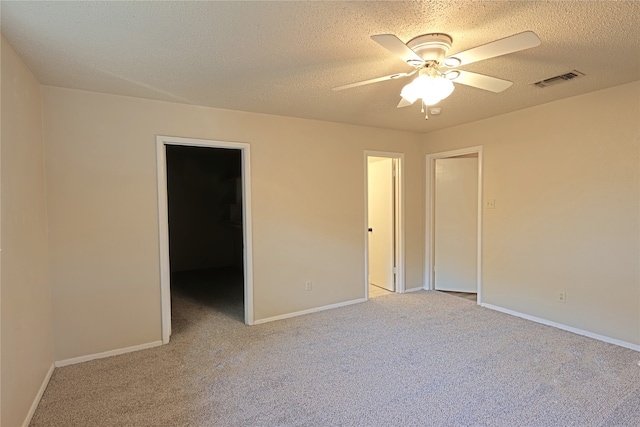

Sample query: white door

[368,157,395,291]
[434,157,478,292]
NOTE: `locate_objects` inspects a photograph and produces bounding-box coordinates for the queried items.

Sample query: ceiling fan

[333,31,541,116]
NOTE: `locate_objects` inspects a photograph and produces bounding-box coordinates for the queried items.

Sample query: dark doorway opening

[165,145,244,326]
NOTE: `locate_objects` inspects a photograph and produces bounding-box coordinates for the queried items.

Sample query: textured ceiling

[2,1,639,133]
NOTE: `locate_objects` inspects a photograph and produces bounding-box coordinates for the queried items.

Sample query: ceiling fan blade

[397,98,414,108]
[371,34,425,65]
[451,70,513,92]
[332,70,415,91]
[445,31,541,66]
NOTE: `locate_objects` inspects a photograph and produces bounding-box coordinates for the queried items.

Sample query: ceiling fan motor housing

[407,33,453,64]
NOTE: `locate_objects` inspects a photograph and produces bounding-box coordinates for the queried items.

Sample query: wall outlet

[558,291,566,303]
[305,281,312,291]
[485,199,495,209]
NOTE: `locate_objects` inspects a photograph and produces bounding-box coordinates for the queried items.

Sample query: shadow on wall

[166,145,242,273]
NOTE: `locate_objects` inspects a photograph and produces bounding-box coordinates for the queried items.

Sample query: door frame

[425,146,483,303]
[156,135,254,344]
[364,151,405,298]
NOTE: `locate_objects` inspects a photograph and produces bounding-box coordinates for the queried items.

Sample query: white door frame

[156,135,254,344]
[364,151,405,298]
[425,146,483,303]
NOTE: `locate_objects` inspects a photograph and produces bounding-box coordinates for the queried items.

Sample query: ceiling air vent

[533,70,585,88]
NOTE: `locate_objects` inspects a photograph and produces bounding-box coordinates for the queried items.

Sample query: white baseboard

[254,298,367,325]
[481,303,640,352]
[55,340,163,367]
[404,287,424,293]
[22,363,55,427]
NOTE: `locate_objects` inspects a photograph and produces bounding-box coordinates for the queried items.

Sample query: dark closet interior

[166,145,244,322]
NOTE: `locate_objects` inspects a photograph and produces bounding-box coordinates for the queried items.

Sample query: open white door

[367,157,395,292]
[434,157,478,292]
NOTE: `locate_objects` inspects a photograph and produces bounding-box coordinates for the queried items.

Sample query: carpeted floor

[31,278,639,426]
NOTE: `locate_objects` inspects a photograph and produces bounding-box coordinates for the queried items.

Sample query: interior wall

[166,145,242,272]
[424,81,640,345]
[1,36,54,427]
[41,86,425,361]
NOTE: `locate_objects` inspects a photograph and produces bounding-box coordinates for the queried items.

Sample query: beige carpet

[31,278,640,426]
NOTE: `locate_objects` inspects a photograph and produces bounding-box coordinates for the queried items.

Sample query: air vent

[533,70,585,88]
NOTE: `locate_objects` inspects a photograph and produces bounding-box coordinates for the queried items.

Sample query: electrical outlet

[485,199,495,209]
[558,291,566,303]
[305,281,312,291]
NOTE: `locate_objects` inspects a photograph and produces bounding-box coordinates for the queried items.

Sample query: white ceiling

[2,1,639,133]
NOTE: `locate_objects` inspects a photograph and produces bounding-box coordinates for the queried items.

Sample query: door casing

[156,135,254,344]
[364,151,405,298]
[368,157,395,291]
[425,146,483,303]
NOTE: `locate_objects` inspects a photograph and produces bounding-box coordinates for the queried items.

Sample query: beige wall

[41,87,425,360]
[424,81,640,345]
[1,36,54,426]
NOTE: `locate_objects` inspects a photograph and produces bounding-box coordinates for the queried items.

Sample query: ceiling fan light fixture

[422,92,443,106]
[400,73,454,105]
[338,30,540,114]
[400,81,420,104]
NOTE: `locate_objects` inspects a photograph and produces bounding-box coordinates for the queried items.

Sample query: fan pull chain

[422,100,429,120]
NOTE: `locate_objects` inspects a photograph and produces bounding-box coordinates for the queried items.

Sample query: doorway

[365,151,405,299]
[426,147,483,303]
[156,136,254,344]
